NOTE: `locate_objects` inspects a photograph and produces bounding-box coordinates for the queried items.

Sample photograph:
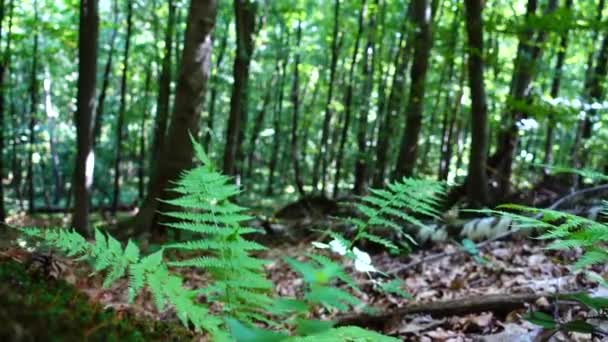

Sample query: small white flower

[329,239,347,256]
[353,247,377,273]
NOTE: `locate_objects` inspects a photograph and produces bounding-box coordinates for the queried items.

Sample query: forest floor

[1,212,606,341]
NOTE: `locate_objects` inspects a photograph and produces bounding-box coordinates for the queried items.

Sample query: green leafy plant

[348,178,445,252]
[491,176,608,338]
[18,138,401,341]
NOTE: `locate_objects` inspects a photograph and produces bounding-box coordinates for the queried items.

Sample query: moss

[0,260,194,341]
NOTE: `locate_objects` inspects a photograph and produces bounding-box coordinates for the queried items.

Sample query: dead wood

[336,292,578,330]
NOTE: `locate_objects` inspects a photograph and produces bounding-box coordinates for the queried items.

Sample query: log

[336,292,577,329]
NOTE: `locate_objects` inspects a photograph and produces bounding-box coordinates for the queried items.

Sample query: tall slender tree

[27,0,40,213]
[291,19,305,196]
[223,0,256,178]
[334,0,366,197]
[313,0,340,192]
[73,0,100,236]
[131,0,218,235]
[464,0,490,207]
[394,0,433,178]
[111,0,134,215]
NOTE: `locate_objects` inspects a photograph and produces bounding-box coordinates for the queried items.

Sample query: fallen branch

[336,292,577,329]
[390,184,608,274]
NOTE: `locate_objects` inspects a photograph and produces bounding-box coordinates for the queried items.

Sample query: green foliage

[494,172,608,337]
[162,137,273,325]
[19,138,399,341]
[350,178,445,252]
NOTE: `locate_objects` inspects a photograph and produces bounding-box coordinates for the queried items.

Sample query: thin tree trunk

[439,57,466,181]
[43,73,64,204]
[27,0,39,213]
[464,0,490,207]
[204,19,229,152]
[72,0,99,237]
[488,0,556,196]
[131,0,218,236]
[266,56,287,196]
[354,0,378,195]
[111,0,133,215]
[334,0,366,197]
[246,71,275,179]
[147,0,176,199]
[313,0,340,192]
[139,64,153,200]
[223,0,256,178]
[543,0,572,170]
[0,0,9,222]
[92,0,118,147]
[290,19,305,196]
[372,14,411,187]
[394,0,433,178]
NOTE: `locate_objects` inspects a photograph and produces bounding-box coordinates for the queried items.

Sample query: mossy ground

[0,259,194,341]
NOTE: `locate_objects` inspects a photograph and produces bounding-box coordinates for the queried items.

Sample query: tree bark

[266,55,288,196]
[43,74,64,205]
[112,0,133,215]
[72,0,99,237]
[131,0,217,236]
[354,0,378,195]
[27,0,40,213]
[313,0,341,192]
[372,5,412,187]
[488,0,556,196]
[0,0,10,222]
[290,19,305,196]
[204,19,229,152]
[543,0,572,170]
[464,0,490,207]
[223,0,256,178]
[147,0,176,198]
[92,0,118,147]
[334,0,366,197]
[394,0,433,179]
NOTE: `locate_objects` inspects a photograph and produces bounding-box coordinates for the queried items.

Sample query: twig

[389,183,608,275]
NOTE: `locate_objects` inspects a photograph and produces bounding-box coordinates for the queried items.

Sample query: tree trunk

[204,19,229,152]
[139,63,153,200]
[246,72,275,179]
[334,0,366,197]
[313,0,340,192]
[543,0,572,170]
[266,56,288,196]
[43,73,64,205]
[488,0,556,196]
[0,0,10,222]
[290,20,305,196]
[72,0,99,237]
[111,0,133,215]
[223,0,256,178]
[92,0,118,147]
[464,0,490,207]
[147,0,176,199]
[131,0,218,236]
[394,0,433,179]
[354,0,378,195]
[373,27,410,186]
[27,0,40,213]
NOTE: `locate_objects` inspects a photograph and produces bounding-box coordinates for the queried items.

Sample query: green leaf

[225,317,287,342]
[523,311,557,329]
[294,319,334,336]
[561,320,596,334]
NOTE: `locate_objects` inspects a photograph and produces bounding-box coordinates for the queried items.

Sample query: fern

[350,178,445,251]
[161,138,273,325]
[18,137,401,341]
